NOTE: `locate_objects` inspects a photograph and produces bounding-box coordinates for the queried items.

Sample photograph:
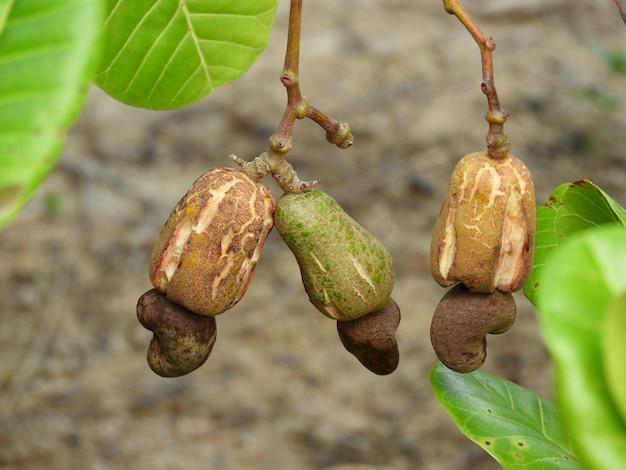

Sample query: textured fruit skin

[149,167,275,316]
[430,151,535,293]
[430,283,516,373]
[275,190,394,321]
[137,289,217,378]
[337,297,401,375]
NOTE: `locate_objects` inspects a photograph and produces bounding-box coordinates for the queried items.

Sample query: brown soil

[2,1,625,469]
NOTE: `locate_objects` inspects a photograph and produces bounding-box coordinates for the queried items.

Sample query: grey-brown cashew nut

[137,289,217,378]
[430,283,516,373]
[337,297,401,375]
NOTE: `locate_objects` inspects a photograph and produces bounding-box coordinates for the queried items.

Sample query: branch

[235,0,354,193]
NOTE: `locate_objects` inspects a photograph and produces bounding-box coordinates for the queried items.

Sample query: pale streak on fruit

[156,219,192,291]
[348,253,376,292]
[150,167,275,316]
[430,151,535,293]
[310,252,327,273]
[494,185,527,288]
[438,201,457,280]
[194,180,240,233]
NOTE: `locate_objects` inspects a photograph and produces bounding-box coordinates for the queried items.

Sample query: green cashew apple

[275,190,394,321]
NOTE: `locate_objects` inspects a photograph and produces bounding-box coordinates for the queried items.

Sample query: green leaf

[95,0,278,110]
[0,0,103,229]
[430,362,580,469]
[524,180,626,305]
[0,1,12,32]
[536,225,626,470]
[602,294,626,425]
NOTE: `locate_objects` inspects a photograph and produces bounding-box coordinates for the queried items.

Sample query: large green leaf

[0,0,103,229]
[602,294,626,425]
[430,363,579,469]
[95,0,278,109]
[536,225,626,470]
[524,180,626,305]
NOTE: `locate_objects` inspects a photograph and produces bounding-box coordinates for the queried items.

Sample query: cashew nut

[137,289,217,377]
[337,297,401,375]
[430,283,516,373]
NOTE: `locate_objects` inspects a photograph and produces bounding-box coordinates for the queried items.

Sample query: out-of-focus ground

[1,1,626,469]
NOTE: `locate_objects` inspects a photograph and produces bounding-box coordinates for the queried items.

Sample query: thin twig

[443,0,510,159]
[307,105,354,149]
[614,0,626,25]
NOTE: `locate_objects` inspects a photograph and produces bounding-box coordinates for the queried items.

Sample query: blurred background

[1,0,625,468]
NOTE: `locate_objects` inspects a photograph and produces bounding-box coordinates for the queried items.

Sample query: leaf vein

[181,1,212,89]
[99,0,164,88]
[125,8,183,100]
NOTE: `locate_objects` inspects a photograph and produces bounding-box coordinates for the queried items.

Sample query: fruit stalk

[443,0,509,159]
